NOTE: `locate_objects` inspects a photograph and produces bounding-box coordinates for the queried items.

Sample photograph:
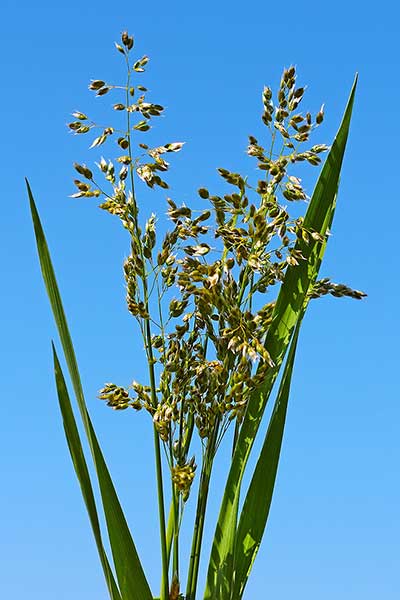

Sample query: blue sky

[1,1,399,598]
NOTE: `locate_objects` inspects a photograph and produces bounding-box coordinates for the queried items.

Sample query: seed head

[89,80,105,90]
[74,163,93,179]
[316,104,325,124]
[121,31,134,50]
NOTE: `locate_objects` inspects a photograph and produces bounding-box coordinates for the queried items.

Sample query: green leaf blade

[53,344,121,600]
[204,76,357,599]
[87,413,153,600]
[233,322,301,598]
[29,184,153,600]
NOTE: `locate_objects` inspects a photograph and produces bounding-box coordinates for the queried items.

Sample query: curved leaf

[53,344,121,600]
[28,183,153,600]
[233,321,301,598]
[204,75,357,599]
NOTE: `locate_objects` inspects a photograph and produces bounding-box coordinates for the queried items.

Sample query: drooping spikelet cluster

[70,32,364,500]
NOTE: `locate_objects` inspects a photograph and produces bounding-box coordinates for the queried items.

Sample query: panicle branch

[68,34,365,505]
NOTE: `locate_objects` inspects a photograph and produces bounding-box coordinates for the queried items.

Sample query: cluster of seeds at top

[68,31,185,211]
[70,33,365,498]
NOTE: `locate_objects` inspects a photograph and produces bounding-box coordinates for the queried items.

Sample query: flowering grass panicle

[28,31,362,600]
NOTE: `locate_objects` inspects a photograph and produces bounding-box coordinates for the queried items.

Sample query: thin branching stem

[69,37,357,600]
[185,420,219,600]
[124,56,169,600]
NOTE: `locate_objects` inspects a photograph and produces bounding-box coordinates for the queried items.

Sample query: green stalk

[168,438,180,579]
[182,410,195,458]
[150,372,169,600]
[185,423,219,600]
[231,420,240,457]
[124,57,169,600]
[163,407,195,581]
[142,296,169,597]
[172,494,180,578]
[142,217,169,600]
[165,501,174,567]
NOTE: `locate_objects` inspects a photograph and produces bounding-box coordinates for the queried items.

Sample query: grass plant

[28,31,364,600]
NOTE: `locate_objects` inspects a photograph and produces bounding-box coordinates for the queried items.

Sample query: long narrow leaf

[52,344,121,600]
[233,321,301,598]
[232,189,338,594]
[28,182,153,600]
[204,76,357,598]
[232,196,337,597]
[87,409,153,600]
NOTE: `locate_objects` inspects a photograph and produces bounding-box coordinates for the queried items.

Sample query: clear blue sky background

[1,1,399,598]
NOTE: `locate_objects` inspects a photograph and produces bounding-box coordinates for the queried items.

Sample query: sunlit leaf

[28,183,153,600]
[204,75,357,599]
